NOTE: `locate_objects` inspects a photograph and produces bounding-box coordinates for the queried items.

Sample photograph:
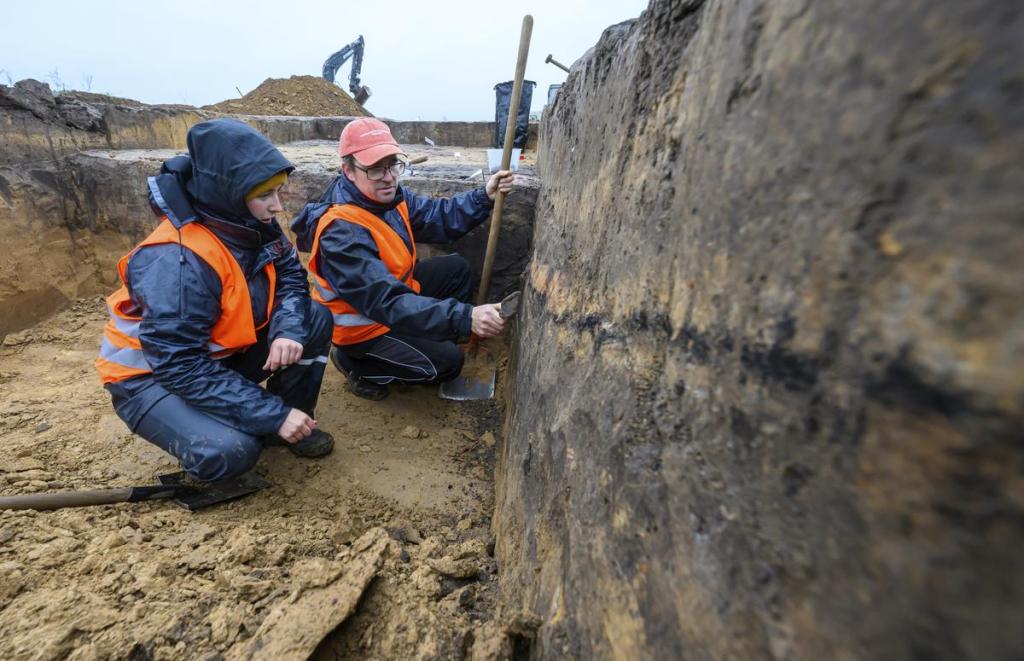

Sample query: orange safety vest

[95,218,276,385]
[308,201,421,345]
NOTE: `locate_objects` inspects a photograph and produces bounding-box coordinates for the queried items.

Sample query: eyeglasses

[352,159,407,181]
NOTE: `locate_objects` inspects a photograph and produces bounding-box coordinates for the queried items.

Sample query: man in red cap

[291,118,514,400]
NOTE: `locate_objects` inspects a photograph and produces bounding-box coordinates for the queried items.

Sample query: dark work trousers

[131,300,333,482]
[335,254,471,385]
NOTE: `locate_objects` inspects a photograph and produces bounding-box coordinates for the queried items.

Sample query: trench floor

[0,297,509,659]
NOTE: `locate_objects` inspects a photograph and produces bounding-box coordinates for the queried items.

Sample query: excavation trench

[4,0,1024,657]
[0,100,539,659]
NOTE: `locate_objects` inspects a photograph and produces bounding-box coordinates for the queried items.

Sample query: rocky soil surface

[0,299,519,659]
[57,91,149,109]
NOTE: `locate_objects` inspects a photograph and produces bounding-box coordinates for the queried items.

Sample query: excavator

[322,35,371,105]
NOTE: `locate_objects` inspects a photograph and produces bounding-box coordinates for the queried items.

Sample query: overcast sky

[1,0,649,121]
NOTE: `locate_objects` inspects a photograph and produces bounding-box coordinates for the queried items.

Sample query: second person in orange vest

[96,119,334,482]
[291,118,515,400]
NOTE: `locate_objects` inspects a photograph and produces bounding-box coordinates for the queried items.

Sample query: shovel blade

[439,371,496,401]
[157,471,271,511]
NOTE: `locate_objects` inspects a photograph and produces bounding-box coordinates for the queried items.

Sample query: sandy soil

[0,297,510,659]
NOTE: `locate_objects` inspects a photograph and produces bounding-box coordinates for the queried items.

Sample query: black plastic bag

[494,80,536,149]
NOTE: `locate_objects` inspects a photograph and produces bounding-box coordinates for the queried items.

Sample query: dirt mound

[205,75,370,117]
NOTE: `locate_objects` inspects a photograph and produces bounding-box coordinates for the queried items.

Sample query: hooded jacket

[290,174,493,340]
[104,119,310,436]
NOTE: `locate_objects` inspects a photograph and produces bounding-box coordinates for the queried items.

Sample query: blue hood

[148,118,294,229]
[290,174,406,252]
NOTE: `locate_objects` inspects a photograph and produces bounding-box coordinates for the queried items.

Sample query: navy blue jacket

[291,175,493,339]
[106,119,309,436]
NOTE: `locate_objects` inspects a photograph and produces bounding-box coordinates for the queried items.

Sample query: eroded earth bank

[495,0,1023,659]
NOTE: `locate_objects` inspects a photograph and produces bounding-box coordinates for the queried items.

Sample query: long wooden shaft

[477,15,533,306]
[0,488,133,510]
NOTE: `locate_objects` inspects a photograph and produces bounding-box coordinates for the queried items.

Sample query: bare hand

[263,337,304,371]
[486,170,515,200]
[277,408,316,444]
[471,304,505,338]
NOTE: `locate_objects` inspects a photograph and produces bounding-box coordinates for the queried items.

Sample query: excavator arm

[322,35,372,105]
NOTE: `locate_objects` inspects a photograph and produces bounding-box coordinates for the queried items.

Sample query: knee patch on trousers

[435,342,466,381]
[188,434,262,482]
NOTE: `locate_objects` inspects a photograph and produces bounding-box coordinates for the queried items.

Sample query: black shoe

[331,347,389,400]
[264,429,335,458]
[347,375,389,401]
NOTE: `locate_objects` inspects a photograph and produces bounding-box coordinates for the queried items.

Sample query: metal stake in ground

[545,54,571,73]
[476,14,533,306]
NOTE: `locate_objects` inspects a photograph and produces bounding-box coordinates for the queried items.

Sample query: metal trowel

[439,291,520,401]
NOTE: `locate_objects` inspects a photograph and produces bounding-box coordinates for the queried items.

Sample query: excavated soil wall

[0,81,538,338]
[0,80,538,166]
[495,0,1024,659]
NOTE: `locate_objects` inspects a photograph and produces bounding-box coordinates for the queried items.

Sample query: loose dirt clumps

[0,297,508,658]
[205,76,371,117]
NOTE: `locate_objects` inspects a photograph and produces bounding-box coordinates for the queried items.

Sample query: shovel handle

[0,488,134,511]
[0,485,190,511]
[477,15,533,306]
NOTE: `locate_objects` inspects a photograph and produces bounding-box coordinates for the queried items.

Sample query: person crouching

[96,119,334,481]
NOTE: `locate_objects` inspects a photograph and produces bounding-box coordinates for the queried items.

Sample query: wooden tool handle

[0,488,134,511]
[0,484,190,511]
[477,15,533,306]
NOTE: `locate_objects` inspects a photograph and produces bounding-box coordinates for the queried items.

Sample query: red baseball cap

[338,118,405,165]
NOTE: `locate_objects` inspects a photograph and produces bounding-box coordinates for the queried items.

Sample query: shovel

[439,292,520,400]
[0,471,270,512]
[439,15,534,401]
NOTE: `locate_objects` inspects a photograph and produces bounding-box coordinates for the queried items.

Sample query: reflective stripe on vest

[308,201,422,345]
[99,336,150,371]
[309,281,375,326]
[105,308,232,355]
[312,278,338,302]
[95,218,276,385]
